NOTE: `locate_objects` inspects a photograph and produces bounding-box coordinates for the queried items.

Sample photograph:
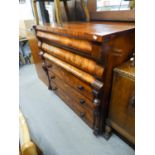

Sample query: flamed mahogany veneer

[34,22,135,136]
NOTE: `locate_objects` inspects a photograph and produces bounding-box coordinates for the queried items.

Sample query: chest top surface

[36,21,135,43]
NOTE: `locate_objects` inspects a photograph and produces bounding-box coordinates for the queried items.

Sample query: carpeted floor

[19,64,135,155]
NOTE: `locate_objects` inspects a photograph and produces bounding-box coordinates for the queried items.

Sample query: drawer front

[43,53,103,90]
[40,42,104,78]
[50,76,94,127]
[46,59,94,101]
[49,71,95,110]
[37,31,102,61]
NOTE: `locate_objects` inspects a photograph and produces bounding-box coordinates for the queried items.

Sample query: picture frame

[87,0,135,21]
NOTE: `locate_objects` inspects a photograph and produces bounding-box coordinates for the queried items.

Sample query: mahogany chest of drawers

[104,59,135,144]
[34,22,135,135]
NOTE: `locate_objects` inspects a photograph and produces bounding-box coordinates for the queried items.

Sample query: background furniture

[104,58,135,144]
[19,20,35,65]
[32,0,90,25]
[34,22,135,135]
[19,37,28,65]
[19,110,42,155]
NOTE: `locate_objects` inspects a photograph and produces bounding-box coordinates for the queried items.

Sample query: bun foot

[103,125,112,140]
[93,128,100,136]
[48,86,52,90]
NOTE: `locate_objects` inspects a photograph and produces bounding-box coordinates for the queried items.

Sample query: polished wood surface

[54,0,62,24]
[49,71,94,111]
[27,34,48,86]
[37,31,102,61]
[37,31,92,53]
[43,53,103,90]
[40,42,104,78]
[50,74,94,127]
[32,0,39,25]
[114,58,135,79]
[45,59,94,101]
[44,56,101,131]
[25,21,48,86]
[105,60,135,144]
[19,110,39,155]
[19,110,31,146]
[34,21,135,135]
[99,29,134,133]
[36,22,134,42]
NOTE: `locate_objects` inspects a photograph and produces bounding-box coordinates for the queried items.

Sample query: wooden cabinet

[34,22,135,135]
[104,59,135,144]
[23,20,49,86]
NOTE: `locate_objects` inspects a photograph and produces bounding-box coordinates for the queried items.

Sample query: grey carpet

[19,64,135,155]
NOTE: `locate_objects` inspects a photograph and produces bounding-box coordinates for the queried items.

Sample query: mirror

[97,0,135,11]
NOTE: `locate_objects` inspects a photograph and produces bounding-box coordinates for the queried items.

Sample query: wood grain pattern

[45,59,94,101]
[43,53,103,90]
[50,75,94,127]
[114,58,135,79]
[34,22,135,136]
[99,29,135,133]
[106,60,135,144]
[19,110,39,155]
[25,24,48,86]
[37,31,92,54]
[49,72,94,110]
[54,0,62,25]
[40,42,104,78]
[32,0,39,25]
[36,22,134,42]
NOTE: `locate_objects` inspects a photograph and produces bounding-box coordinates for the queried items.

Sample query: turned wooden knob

[80,112,85,118]
[130,53,135,66]
[39,51,44,56]
[50,75,55,79]
[80,99,85,105]
[77,85,84,90]
[93,99,100,106]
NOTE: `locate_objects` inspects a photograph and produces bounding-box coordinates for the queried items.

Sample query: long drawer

[45,59,94,101]
[36,31,102,61]
[49,70,95,110]
[39,42,104,78]
[43,53,103,90]
[50,75,94,127]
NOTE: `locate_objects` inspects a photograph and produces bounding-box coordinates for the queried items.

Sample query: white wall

[19,0,34,20]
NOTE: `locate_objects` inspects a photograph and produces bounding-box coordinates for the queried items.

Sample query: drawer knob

[80,99,85,105]
[50,75,55,79]
[80,112,85,118]
[93,99,100,106]
[77,85,84,90]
